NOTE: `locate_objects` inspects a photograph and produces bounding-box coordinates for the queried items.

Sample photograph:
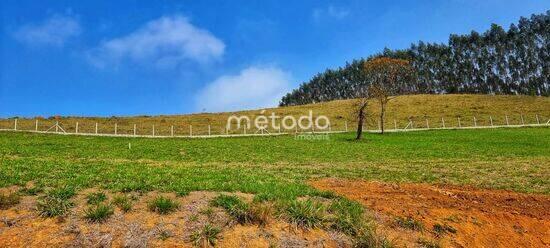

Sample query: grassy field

[1,94,549,135]
[1,127,548,198]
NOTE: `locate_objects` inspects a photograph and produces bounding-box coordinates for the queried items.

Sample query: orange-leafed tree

[363,57,415,135]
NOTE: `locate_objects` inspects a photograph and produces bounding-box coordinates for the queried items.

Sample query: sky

[1,0,549,117]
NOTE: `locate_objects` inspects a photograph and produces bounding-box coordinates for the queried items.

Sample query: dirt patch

[0,189,343,247]
[310,178,550,247]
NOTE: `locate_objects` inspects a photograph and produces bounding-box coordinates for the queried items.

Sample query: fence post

[76,122,79,134]
[426,118,429,129]
[536,114,540,124]
[152,125,155,136]
[56,121,59,133]
[458,117,461,128]
[95,123,98,134]
[189,125,192,137]
[134,124,136,136]
[505,115,509,126]
[394,119,397,130]
[490,116,493,126]
[345,121,348,132]
[520,114,525,125]
[441,117,445,128]
[115,123,118,135]
[473,116,477,127]
[208,125,211,136]
[14,119,17,130]
[171,125,174,137]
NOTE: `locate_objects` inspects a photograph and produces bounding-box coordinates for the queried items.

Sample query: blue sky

[1,0,549,117]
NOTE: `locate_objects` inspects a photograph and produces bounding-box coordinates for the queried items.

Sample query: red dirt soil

[310,178,550,248]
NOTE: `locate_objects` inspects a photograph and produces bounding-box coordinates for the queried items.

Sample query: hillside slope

[1,94,549,135]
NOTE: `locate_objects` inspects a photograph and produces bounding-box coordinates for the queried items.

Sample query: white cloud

[195,66,291,112]
[14,14,81,46]
[88,15,224,67]
[312,5,350,21]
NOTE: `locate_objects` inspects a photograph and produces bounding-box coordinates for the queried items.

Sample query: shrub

[0,193,21,210]
[112,195,132,212]
[285,199,325,229]
[190,224,221,247]
[394,216,424,231]
[84,204,114,223]
[86,192,107,205]
[148,196,179,214]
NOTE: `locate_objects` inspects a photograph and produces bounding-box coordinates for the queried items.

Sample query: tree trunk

[356,103,367,140]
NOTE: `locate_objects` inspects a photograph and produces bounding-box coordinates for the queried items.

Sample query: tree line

[280,11,549,106]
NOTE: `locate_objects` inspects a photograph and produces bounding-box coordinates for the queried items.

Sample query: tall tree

[364,58,416,134]
[280,11,550,107]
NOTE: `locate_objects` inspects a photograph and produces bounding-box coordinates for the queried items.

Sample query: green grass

[285,199,326,229]
[0,128,548,198]
[86,192,107,205]
[210,194,269,225]
[112,195,133,212]
[37,196,73,217]
[148,196,179,214]
[84,203,114,223]
[190,224,221,247]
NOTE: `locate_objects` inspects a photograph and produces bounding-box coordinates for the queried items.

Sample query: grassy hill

[1,94,549,135]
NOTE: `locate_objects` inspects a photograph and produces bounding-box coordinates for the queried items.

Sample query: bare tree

[364,57,415,134]
[352,81,370,140]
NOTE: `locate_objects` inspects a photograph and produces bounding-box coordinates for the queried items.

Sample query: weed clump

[394,216,424,231]
[285,199,325,229]
[112,195,133,212]
[0,193,20,210]
[433,223,457,236]
[211,194,272,225]
[86,192,107,205]
[353,227,393,248]
[19,185,43,196]
[190,224,221,247]
[417,238,441,248]
[37,187,76,217]
[211,195,254,224]
[37,196,73,217]
[48,186,76,200]
[84,204,114,223]
[148,196,179,214]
